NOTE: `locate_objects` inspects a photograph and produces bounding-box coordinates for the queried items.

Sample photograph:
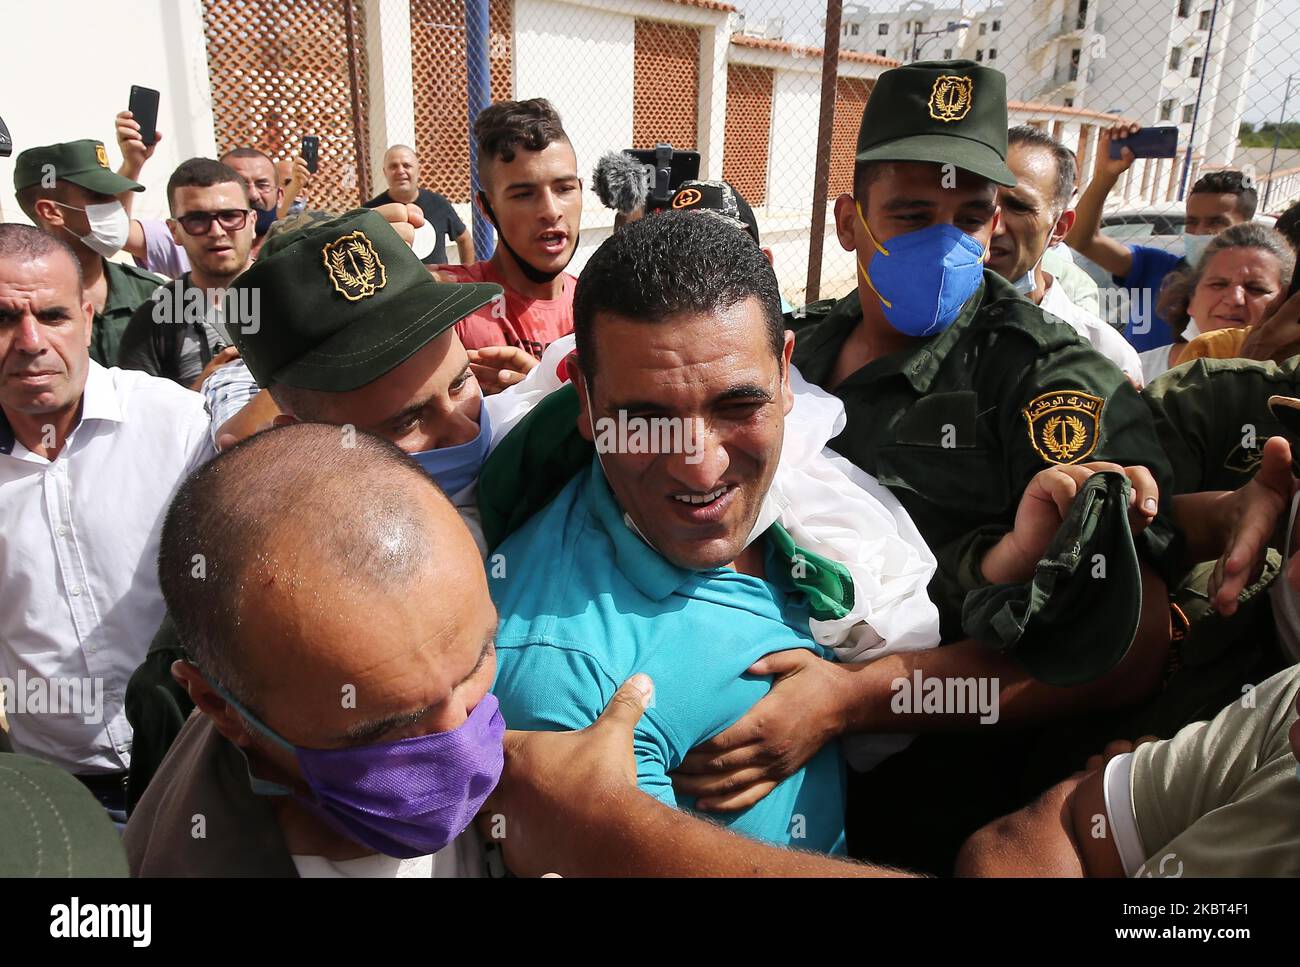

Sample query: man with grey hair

[0,223,211,822]
[986,126,1143,385]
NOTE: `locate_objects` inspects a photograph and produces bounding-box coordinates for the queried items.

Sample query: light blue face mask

[408,405,492,497]
[1182,231,1213,267]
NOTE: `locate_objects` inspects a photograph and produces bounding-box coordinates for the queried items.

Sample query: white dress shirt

[1039,274,1145,387]
[0,362,213,774]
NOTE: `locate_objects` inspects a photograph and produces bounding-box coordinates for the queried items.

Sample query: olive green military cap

[0,753,128,876]
[856,59,1016,186]
[961,471,1142,687]
[13,139,143,194]
[228,208,501,392]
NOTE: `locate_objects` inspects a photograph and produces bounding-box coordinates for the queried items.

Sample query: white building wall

[0,0,218,224]
[515,0,635,243]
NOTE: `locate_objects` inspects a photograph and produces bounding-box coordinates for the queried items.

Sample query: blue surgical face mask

[1182,231,1213,267]
[408,404,492,497]
[856,201,987,337]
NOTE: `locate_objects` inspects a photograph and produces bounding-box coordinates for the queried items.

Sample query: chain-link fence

[194,0,1300,306]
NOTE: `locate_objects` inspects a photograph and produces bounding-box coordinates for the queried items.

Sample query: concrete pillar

[364,0,416,199]
[697,16,732,180]
[1204,0,1262,167]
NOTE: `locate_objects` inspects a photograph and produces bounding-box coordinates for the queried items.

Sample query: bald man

[364,145,473,266]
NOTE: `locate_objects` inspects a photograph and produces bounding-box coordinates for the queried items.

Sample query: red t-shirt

[437,259,576,358]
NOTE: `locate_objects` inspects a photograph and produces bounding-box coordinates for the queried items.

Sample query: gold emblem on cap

[672,188,702,209]
[323,231,387,302]
[1023,391,1103,465]
[928,75,974,123]
[95,143,110,168]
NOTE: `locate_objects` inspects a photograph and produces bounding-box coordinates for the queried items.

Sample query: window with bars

[1198,10,1211,29]
[1182,103,1195,123]
[633,20,700,151]
[201,0,371,212]
[722,63,772,206]
[408,0,513,204]
[1169,47,1182,70]
[1160,98,1174,120]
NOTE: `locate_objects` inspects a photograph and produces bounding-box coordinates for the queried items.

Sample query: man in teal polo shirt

[489,213,846,852]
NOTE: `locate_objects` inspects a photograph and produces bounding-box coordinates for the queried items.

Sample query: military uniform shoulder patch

[1223,442,1264,476]
[1023,390,1103,465]
[323,230,387,302]
[928,75,973,123]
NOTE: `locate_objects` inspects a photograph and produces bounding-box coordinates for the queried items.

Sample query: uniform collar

[100,259,147,317]
[586,458,694,601]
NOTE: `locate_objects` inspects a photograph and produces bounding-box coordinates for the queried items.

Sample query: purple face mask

[216,683,506,859]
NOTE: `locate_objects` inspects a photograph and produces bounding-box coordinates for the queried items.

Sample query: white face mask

[1182,231,1213,267]
[55,200,130,258]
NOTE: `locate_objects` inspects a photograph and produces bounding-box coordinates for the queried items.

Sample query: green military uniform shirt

[94,259,164,368]
[789,270,1179,643]
[1143,355,1300,495]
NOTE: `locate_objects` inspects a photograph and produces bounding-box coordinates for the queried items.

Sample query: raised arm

[1064,123,1140,280]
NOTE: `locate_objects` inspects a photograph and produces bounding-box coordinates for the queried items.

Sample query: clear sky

[735,0,1300,124]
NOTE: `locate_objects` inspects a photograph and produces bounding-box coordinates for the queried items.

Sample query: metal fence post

[806,0,843,305]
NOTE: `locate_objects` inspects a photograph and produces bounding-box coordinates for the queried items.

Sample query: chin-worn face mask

[855,200,986,337]
[477,192,576,285]
[54,200,129,258]
[1182,231,1213,267]
[212,679,505,860]
[254,204,278,237]
[409,404,492,498]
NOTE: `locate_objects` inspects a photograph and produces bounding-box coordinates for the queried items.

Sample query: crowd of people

[3,56,1300,879]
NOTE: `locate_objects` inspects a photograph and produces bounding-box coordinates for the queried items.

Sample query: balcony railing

[1033,12,1104,48]
[1025,63,1096,101]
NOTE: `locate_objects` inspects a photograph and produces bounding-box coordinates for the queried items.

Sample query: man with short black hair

[0,222,211,820]
[116,158,255,385]
[365,144,473,267]
[13,139,164,365]
[1067,124,1258,350]
[438,98,580,389]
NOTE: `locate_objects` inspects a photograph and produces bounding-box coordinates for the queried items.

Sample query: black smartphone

[128,85,161,147]
[1110,126,1179,160]
[301,135,320,174]
[627,145,701,210]
[0,114,11,158]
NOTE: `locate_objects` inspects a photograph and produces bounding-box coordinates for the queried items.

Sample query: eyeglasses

[175,209,253,236]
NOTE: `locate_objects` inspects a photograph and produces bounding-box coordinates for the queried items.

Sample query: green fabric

[0,753,128,876]
[227,208,500,392]
[960,471,1141,686]
[765,521,855,620]
[95,259,164,367]
[789,270,1181,657]
[13,139,142,194]
[854,60,1015,186]
[124,613,192,815]
[1142,355,1300,494]
[477,384,855,618]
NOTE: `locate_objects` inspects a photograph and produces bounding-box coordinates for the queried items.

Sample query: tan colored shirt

[1125,665,1300,876]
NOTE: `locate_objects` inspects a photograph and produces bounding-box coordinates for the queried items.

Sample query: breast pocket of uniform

[873,391,1010,516]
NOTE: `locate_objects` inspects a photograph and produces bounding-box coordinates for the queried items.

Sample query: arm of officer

[490,676,908,878]
[1063,123,1140,279]
[115,297,165,377]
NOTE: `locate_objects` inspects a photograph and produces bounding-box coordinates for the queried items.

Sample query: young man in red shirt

[436,99,581,393]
